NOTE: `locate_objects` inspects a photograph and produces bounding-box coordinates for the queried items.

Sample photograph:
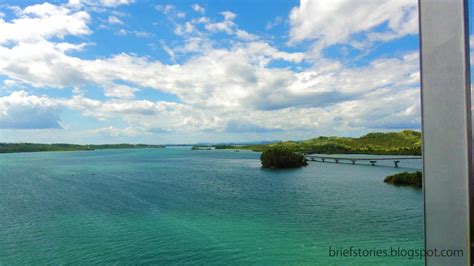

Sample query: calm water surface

[0,148,423,265]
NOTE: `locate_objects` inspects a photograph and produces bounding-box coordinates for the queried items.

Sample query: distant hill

[233,130,422,155]
[0,143,164,153]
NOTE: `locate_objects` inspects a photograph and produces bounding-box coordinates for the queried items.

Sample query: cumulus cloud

[289,0,418,55]
[0,38,304,106]
[0,33,418,131]
[0,41,87,88]
[0,0,422,141]
[331,88,420,129]
[0,2,91,45]
[0,91,62,129]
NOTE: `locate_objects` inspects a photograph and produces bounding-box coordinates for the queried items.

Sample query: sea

[0,147,423,265]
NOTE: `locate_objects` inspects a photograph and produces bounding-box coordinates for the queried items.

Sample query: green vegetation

[384,171,422,188]
[214,145,235,149]
[220,130,421,155]
[191,146,213,150]
[260,147,308,169]
[0,143,164,153]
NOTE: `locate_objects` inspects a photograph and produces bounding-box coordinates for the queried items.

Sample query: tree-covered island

[384,171,422,188]
[191,146,213,150]
[0,143,164,153]
[260,147,308,168]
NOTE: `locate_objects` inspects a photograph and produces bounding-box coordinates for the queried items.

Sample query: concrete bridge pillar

[394,160,400,168]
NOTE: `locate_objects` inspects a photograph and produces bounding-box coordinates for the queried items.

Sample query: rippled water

[0,148,423,264]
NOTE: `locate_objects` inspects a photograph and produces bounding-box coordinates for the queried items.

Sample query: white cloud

[107,15,123,24]
[155,4,187,20]
[62,94,172,119]
[0,2,91,44]
[54,93,225,133]
[191,4,205,14]
[104,84,137,98]
[98,0,134,7]
[0,32,417,113]
[67,0,134,8]
[133,31,152,38]
[0,91,62,129]
[0,0,422,139]
[235,29,258,41]
[221,11,236,21]
[174,21,196,35]
[0,45,419,133]
[0,41,86,88]
[162,37,213,61]
[95,126,145,137]
[115,29,152,38]
[160,41,176,60]
[117,28,127,35]
[204,12,236,34]
[289,0,418,54]
[3,79,22,88]
[183,11,257,42]
[330,88,420,128]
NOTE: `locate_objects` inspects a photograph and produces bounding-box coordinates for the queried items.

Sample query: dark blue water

[0,148,423,264]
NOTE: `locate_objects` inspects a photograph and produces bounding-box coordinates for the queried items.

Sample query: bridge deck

[305,155,421,161]
[304,155,421,167]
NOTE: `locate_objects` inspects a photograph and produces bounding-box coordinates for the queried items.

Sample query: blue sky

[0,0,446,144]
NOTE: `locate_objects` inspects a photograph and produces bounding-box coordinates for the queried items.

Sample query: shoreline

[0,143,164,154]
[0,146,420,156]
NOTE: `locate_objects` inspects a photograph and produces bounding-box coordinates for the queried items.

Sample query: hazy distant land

[0,143,164,153]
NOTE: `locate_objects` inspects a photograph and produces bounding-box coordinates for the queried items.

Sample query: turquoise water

[0,148,423,265]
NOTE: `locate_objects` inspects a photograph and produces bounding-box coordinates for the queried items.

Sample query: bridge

[304,155,422,168]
